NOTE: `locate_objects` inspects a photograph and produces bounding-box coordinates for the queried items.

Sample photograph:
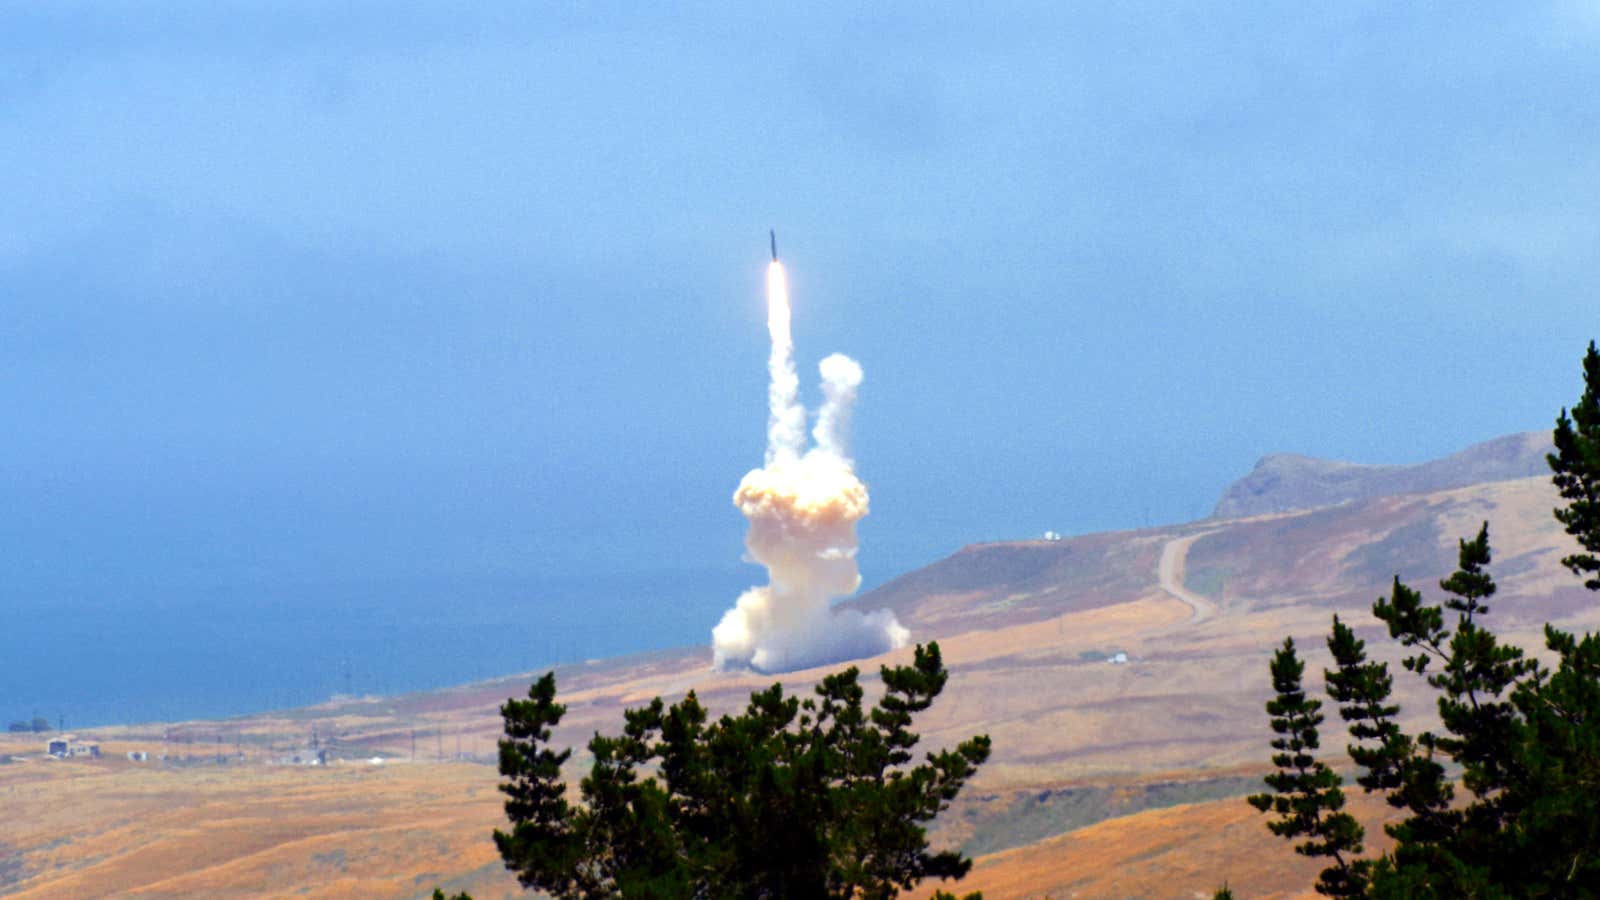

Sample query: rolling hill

[3,432,1595,899]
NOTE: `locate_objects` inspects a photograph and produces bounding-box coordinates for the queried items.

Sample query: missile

[770,229,778,262]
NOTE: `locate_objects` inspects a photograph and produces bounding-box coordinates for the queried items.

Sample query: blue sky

[5,2,1600,598]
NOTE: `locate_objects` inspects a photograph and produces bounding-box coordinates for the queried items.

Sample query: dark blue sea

[4,567,759,729]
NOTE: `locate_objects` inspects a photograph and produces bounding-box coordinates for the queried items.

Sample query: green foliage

[1212,886,1235,900]
[493,642,990,899]
[430,890,473,900]
[1264,525,1600,894]
[1247,637,1367,896]
[1251,342,1600,895]
[1254,504,1600,887]
[1550,340,1600,589]
[492,673,582,894]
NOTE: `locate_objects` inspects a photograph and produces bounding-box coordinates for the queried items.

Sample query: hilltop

[2,432,1595,899]
[1213,431,1551,518]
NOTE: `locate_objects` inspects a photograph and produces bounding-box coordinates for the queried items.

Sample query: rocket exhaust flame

[712,250,909,673]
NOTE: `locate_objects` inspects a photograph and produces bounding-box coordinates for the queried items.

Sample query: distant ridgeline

[1213,432,1552,519]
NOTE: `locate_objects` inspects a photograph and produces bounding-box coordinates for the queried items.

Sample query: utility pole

[410,728,417,761]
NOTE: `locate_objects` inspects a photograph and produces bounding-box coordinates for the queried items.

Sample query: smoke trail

[812,353,862,461]
[765,262,806,465]
[712,261,909,673]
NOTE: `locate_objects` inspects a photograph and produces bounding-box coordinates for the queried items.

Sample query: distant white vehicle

[1108,652,1129,665]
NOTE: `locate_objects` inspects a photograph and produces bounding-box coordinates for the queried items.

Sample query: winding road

[1156,529,1222,622]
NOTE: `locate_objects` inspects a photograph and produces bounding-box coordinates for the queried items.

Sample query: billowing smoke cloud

[712,261,910,673]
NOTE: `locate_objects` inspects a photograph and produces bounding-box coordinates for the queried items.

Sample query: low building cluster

[46,737,100,758]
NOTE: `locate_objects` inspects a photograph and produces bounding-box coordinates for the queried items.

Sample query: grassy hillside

[4,440,1595,897]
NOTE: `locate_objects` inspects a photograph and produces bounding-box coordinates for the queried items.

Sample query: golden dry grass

[906,786,1398,899]
[4,474,1593,897]
[0,745,521,899]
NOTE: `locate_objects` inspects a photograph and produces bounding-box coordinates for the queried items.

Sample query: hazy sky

[6,3,1600,597]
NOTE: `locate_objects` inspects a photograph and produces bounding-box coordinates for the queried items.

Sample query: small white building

[47,738,100,758]
[1108,652,1129,665]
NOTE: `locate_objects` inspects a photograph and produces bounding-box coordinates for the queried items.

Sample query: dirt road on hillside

[1157,530,1221,622]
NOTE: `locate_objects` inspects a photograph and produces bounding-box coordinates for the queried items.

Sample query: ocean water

[3,567,754,729]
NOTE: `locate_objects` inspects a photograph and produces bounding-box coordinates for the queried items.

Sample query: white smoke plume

[712,261,910,673]
[812,353,862,461]
[763,261,807,466]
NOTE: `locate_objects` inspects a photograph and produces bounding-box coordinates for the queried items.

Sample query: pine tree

[1248,638,1367,897]
[1550,340,1600,589]
[1249,343,1600,895]
[492,642,988,900]
[492,672,588,895]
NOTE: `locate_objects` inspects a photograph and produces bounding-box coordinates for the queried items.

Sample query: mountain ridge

[1213,430,1551,518]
